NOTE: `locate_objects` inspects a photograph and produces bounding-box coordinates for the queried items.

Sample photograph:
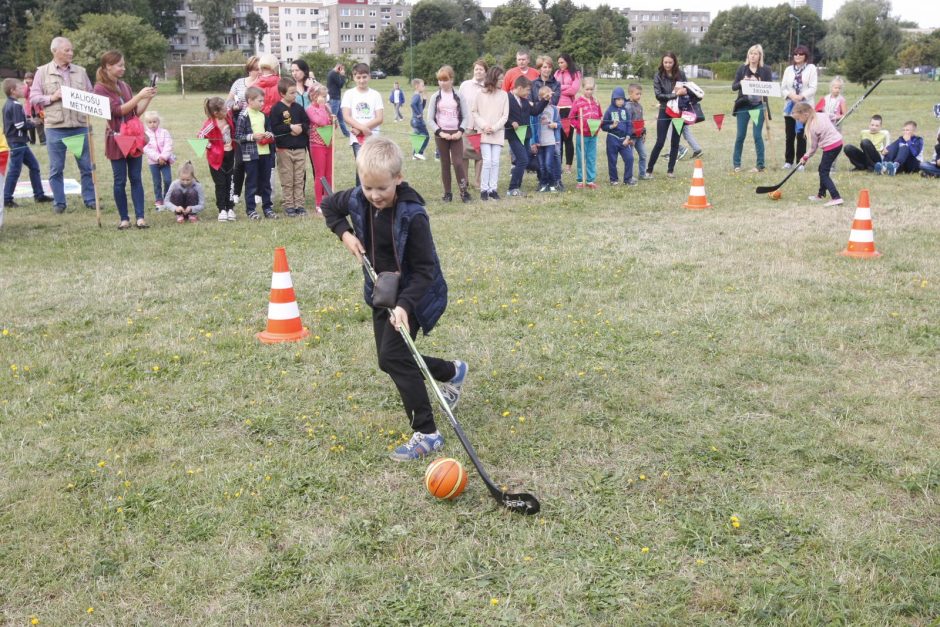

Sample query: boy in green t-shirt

[844,114,890,172]
[234,86,275,219]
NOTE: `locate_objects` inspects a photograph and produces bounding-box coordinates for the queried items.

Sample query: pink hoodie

[803,111,843,160]
[143,126,174,166]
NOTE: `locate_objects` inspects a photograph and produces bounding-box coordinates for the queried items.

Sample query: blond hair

[356,136,403,178]
[258,54,279,73]
[538,85,553,99]
[435,65,454,82]
[143,110,161,125]
[746,44,765,67]
[579,77,596,96]
[792,102,816,133]
[178,160,198,182]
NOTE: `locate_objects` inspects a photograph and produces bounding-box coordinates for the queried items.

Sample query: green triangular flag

[671,118,685,134]
[748,108,761,126]
[587,119,602,136]
[515,124,528,143]
[188,138,209,156]
[409,133,425,154]
[62,134,85,157]
[316,125,333,146]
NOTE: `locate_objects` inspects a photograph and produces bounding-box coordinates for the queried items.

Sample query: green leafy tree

[407,0,461,44]
[637,24,692,61]
[560,6,629,74]
[897,29,940,67]
[67,13,168,87]
[0,0,43,66]
[547,0,585,42]
[703,5,825,65]
[482,25,521,69]
[529,13,558,56]
[178,50,249,92]
[822,0,902,61]
[145,0,184,40]
[403,29,477,84]
[844,14,892,85]
[190,0,238,52]
[245,11,268,51]
[13,10,64,72]
[373,24,404,75]
[490,0,537,50]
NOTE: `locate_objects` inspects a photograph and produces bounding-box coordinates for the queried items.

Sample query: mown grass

[1,77,937,624]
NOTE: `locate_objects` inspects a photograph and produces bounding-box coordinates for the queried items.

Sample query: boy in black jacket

[269,78,310,217]
[2,78,52,207]
[322,136,467,462]
[505,76,547,196]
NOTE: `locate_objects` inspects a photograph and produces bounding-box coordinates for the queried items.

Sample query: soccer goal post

[179,65,247,99]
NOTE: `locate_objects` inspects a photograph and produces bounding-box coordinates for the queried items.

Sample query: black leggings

[844,140,882,171]
[785,116,807,165]
[817,146,842,200]
[646,109,680,174]
[559,107,574,166]
[231,147,245,198]
[209,150,235,211]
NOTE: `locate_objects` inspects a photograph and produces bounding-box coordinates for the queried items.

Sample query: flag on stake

[514,125,527,143]
[409,133,426,154]
[713,114,725,131]
[748,108,761,126]
[467,133,481,152]
[632,120,645,135]
[115,135,137,158]
[188,138,209,156]
[561,118,571,137]
[62,134,86,157]
[0,150,8,176]
[671,118,684,134]
[315,125,333,146]
[587,119,602,136]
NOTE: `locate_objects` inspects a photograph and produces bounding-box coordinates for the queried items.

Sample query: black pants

[784,116,807,165]
[817,146,842,200]
[231,147,245,199]
[559,106,574,166]
[844,140,882,171]
[210,150,235,211]
[373,307,455,434]
[646,109,680,174]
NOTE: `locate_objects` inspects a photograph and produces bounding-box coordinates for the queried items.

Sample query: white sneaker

[782,163,792,170]
[217,211,227,222]
[232,194,240,205]
[413,153,426,160]
[226,209,236,221]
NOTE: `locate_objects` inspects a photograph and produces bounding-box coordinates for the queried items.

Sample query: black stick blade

[500,491,541,515]
[755,185,778,194]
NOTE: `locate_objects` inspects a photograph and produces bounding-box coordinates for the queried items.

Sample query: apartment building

[792,0,823,19]
[622,8,711,54]
[167,0,256,63]
[253,0,326,65]
[319,0,411,64]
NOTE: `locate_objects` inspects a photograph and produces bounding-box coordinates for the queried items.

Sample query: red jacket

[197,116,234,171]
[568,96,602,135]
[256,74,281,115]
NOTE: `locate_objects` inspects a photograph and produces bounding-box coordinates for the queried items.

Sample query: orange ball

[424,457,468,500]
[769,190,782,200]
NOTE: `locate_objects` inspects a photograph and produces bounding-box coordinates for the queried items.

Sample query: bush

[176,51,255,94]
[68,13,168,88]
[702,61,740,81]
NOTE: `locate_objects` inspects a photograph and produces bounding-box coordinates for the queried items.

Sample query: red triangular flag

[467,133,481,152]
[115,134,137,157]
[561,117,571,137]
[713,114,725,131]
[0,150,8,176]
[632,120,645,135]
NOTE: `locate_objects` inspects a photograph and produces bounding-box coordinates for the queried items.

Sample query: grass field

[1,76,938,624]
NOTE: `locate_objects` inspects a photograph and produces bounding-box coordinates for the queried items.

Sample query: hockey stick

[320,177,540,515]
[835,78,883,127]
[755,164,801,194]
[361,255,540,516]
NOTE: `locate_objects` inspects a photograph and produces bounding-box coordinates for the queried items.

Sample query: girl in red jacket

[197,97,236,221]
[569,77,602,188]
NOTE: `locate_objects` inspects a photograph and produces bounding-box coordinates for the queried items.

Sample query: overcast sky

[480,0,940,29]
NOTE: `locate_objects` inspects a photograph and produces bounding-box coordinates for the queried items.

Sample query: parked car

[370,70,387,80]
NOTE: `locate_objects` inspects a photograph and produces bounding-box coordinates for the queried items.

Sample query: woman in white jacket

[780,45,818,170]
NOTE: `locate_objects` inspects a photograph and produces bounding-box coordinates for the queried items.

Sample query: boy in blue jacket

[530,85,561,192]
[321,136,467,462]
[881,120,924,175]
[602,86,637,186]
[2,78,52,207]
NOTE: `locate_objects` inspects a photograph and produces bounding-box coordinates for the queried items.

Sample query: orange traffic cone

[841,189,881,258]
[256,247,310,344]
[682,159,712,210]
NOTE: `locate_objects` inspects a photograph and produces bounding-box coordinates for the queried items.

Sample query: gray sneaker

[439,360,468,411]
[677,146,689,160]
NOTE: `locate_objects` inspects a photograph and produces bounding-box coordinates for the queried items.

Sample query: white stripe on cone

[853,207,872,220]
[267,301,301,320]
[270,272,293,289]
[848,229,875,243]
[693,168,703,178]
[690,186,706,195]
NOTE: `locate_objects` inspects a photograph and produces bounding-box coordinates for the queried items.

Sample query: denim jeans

[538,146,560,185]
[733,107,765,169]
[45,126,96,209]
[920,161,940,176]
[110,156,145,221]
[885,143,920,173]
[329,99,349,137]
[410,118,429,155]
[244,154,274,214]
[3,143,45,202]
[507,132,529,191]
[633,136,648,175]
[149,163,172,202]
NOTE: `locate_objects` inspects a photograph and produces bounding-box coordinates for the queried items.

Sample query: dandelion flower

[490,598,499,606]
[641,547,650,553]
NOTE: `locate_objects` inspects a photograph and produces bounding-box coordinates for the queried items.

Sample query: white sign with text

[741,81,781,98]
[61,86,111,120]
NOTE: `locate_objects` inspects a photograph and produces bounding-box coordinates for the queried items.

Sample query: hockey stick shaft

[836,78,883,127]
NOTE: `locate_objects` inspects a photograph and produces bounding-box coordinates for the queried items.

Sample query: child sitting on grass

[321,136,467,462]
[880,121,924,176]
[163,161,205,223]
[844,115,891,172]
[919,128,940,178]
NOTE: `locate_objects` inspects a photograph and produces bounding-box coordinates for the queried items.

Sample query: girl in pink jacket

[554,54,581,173]
[793,102,844,207]
[143,111,175,210]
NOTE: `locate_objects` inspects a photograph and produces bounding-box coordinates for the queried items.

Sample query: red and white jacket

[568,96,602,136]
[197,116,234,171]
[143,126,174,166]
